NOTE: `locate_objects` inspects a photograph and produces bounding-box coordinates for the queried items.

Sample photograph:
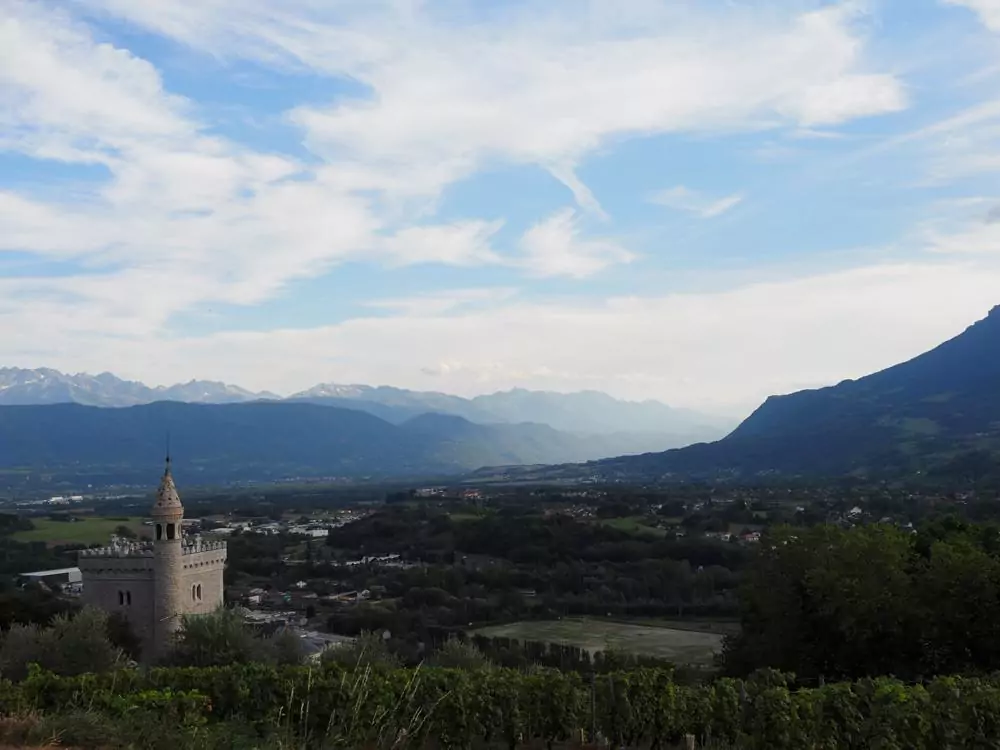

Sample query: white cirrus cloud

[367,288,519,317]
[72,0,906,211]
[945,0,1000,31]
[517,209,634,279]
[648,186,745,219]
[0,0,937,409]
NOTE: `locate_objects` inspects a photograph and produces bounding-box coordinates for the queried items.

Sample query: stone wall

[78,558,156,650]
[180,541,227,615]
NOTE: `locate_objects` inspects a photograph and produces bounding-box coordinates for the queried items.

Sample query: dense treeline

[725,518,1000,680]
[13,664,1000,749]
[314,506,746,637]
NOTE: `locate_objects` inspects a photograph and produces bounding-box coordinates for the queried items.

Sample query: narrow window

[167,523,176,540]
[126,591,132,606]
[155,524,163,541]
[118,591,124,606]
[197,583,203,601]
[192,584,197,601]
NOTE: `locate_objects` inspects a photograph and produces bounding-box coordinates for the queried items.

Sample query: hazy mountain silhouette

[0,368,731,453]
[500,306,1000,482]
[0,401,689,491]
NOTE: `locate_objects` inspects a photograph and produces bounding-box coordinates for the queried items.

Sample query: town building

[19,567,82,587]
[77,458,226,659]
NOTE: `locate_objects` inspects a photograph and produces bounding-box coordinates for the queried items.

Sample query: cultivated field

[470,617,726,665]
[13,517,145,547]
[596,516,667,537]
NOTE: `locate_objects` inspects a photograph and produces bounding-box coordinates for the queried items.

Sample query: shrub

[320,631,400,669]
[0,607,123,681]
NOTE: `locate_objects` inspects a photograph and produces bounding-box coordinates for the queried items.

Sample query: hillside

[504,306,1000,483]
[0,401,669,491]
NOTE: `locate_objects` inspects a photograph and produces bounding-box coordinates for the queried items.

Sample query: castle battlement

[79,537,227,559]
[182,539,227,555]
[80,542,153,558]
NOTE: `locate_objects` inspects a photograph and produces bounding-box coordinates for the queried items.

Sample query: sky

[2,0,1000,418]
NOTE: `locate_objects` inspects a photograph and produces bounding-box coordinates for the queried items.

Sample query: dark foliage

[725,519,1000,680]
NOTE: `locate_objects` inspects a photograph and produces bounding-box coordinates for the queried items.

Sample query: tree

[722,522,1000,680]
[321,631,400,668]
[164,608,270,667]
[113,525,137,540]
[164,608,307,667]
[425,637,491,669]
[268,628,306,666]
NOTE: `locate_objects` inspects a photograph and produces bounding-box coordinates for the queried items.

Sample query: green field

[13,517,145,546]
[470,618,725,665]
[597,516,668,537]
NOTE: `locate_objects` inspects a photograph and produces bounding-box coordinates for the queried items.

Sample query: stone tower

[152,457,185,654]
[79,459,227,661]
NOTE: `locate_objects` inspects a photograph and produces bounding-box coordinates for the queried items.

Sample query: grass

[606,617,741,638]
[447,511,489,522]
[596,516,667,538]
[470,617,725,666]
[12,517,145,547]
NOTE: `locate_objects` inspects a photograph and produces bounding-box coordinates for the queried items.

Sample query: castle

[78,458,227,659]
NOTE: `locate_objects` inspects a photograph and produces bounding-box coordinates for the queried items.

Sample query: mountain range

[7,306,997,491]
[0,370,732,492]
[0,401,647,489]
[491,305,1000,484]
[0,367,730,449]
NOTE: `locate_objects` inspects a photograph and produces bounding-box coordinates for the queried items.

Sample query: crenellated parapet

[182,539,227,555]
[80,545,153,559]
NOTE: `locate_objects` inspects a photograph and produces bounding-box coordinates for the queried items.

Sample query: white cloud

[366,288,518,317]
[546,163,609,220]
[517,209,634,279]
[945,0,1000,31]
[923,218,1000,254]
[648,186,745,219]
[14,254,999,415]
[0,2,191,163]
[0,0,955,413]
[378,220,504,268]
[73,0,905,208]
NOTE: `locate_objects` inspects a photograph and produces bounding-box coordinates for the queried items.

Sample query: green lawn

[470,617,725,665]
[12,517,145,547]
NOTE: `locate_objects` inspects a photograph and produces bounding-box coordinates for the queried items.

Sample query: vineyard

[6,664,1000,749]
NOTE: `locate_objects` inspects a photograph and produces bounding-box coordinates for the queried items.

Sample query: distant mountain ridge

[0,367,277,407]
[0,401,692,491]
[0,367,731,450]
[505,306,1000,483]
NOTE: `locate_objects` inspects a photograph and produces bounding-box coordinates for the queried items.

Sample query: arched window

[118,591,124,606]
[166,523,176,540]
[196,583,202,601]
[126,591,132,606]
[191,584,197,601]
[155,524,163,541]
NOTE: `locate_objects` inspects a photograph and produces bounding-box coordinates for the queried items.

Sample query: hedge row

[7,665,1000,749]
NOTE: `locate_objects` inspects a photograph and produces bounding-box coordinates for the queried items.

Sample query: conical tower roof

[151,457,183,518]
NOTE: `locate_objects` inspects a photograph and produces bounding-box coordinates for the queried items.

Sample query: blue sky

[2,0,1000,417]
